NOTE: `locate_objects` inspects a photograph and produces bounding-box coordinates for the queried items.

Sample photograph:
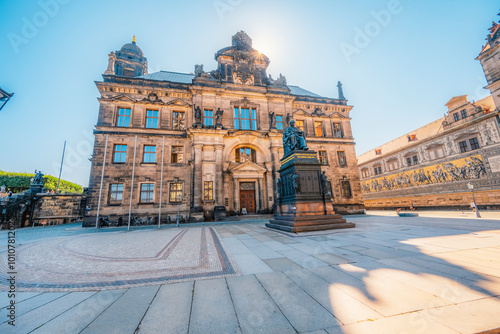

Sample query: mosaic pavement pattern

[0,227,240,292]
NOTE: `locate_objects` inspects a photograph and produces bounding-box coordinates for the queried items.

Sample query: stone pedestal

[266,150,355,232]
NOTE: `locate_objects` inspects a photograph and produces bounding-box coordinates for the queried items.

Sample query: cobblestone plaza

[1,214,500,333]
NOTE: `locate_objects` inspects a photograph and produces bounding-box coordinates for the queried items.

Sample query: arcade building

[86,32,363,222]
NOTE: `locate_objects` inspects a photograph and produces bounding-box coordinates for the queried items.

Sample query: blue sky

[0,0,498,187]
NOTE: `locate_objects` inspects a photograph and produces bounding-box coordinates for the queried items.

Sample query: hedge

[0,171,83,193]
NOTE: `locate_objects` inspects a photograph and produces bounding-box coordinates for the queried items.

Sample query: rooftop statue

[283,119,308,155]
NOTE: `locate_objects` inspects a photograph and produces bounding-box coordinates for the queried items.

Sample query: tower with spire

[104,36,148,77]
[477,13,500,109]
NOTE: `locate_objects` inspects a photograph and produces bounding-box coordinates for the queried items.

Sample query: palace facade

[357,17,500,210]
[86,32,364,223]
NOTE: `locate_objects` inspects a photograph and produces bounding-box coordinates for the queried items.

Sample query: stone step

[265,221,355,233]
[269,218,347,227]
[273,214,344,222]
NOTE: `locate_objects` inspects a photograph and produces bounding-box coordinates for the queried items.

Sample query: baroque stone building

[86,32,363,222]
[357,18,500,210]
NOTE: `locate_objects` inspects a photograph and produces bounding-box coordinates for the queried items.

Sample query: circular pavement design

[0,226,240,292]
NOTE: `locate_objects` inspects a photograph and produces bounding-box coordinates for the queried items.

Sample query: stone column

[270,147,280,199]
[193,144,203,208]
[258,178,263,213]
[215,145,224,206]
[233,177,239,213]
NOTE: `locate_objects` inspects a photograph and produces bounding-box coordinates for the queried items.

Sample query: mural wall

[361,155,486,193]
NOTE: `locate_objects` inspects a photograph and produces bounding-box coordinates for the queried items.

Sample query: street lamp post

[467,182,481,218]
[0,88,13,112]
[174,177,181,227]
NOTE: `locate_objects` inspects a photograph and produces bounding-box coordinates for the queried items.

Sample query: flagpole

[57,141,66,192]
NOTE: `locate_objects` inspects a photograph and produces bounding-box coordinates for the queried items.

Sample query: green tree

[0,171,83,193]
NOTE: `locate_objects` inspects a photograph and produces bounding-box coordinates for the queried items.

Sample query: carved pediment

[293,109,309,116]
[230,161,267,173]
[454,132,479,141]
[109,94,137,102]
[166,98,192,107]
[329,111,347,119]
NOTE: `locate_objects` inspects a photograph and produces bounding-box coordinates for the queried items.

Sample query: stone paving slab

[137,281,193,334]
[283,267,383,325]
[81,285,159,334]
[0,291,95,334]
[227,275,295,334]
[189,278,240,334]
[31,289,126,334]
[256,271,340,332]
[0,292,67,321]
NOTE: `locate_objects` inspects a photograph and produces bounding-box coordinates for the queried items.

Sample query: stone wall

[32,193,86,225]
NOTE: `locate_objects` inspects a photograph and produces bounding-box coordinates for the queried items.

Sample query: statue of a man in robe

[283,119,308,155]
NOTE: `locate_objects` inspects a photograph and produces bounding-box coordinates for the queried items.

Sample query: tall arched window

[235,147,256,162]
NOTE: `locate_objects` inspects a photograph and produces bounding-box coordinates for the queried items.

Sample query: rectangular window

[428,147,445,160]
[453,113,460,122]
[204,181,213,201]
[406,156,418,166]
[171,146,184,163]
[461,109,468,119]
[169,182,183,203]
[146,110,159,128]
[117,108,131,127]
[173,111,184,130]
[469,137,479,150]
[337,151,347,166]
[234,107,257,130]
[459,140,468,153]
[113,144,127,163]
[204,109,213,126]
[314,121,323,137]
[388,160,398,171]
[276,115,283,130]
[140,183,154,203]
[412,155,418,165]
[341,181,352,198]
[318,150,328,165]
[295,120,304,131]
[374,166,382,175]
[109,184,123,204]
[332,123,343,138]
[143,145,156,163]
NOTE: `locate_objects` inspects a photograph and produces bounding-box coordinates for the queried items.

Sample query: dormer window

[460,109,468,119]
[453,113,460,122]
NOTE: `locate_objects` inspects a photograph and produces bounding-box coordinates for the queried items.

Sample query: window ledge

[108,203,123,206]
[138,202,155,205]
[140,163,157,166]
[112,162,126,165]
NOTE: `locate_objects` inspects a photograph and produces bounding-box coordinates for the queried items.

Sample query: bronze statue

[321,171,331,196]
[32,170,44,185]
[291,172,300,194]
[276,177,281,198]
[283,119,308,155]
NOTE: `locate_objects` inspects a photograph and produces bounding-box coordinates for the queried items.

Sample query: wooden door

[240,190,256,213]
